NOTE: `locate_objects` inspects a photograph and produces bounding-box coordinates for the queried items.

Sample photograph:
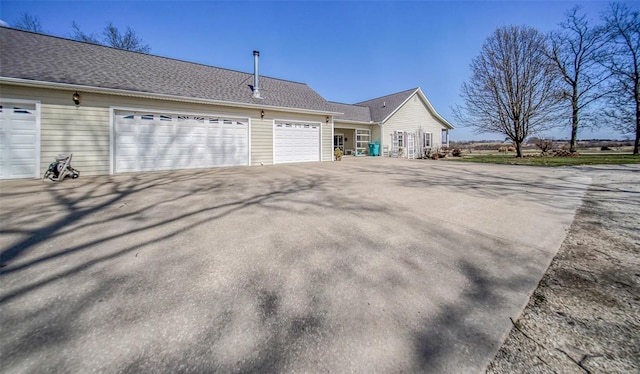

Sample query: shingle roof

[327,101,372,123]
[355,87,418,122]
[0,27,332,112]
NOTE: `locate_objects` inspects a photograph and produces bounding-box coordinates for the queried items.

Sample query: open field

[445,153,640,166]
[441,142,639,166]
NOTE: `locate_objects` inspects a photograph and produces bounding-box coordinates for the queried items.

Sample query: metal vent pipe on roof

[252,50,261,99]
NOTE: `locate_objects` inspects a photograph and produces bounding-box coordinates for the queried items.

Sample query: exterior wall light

[72,91,80,106]
[260,110,264,119]
[326,116,330,124]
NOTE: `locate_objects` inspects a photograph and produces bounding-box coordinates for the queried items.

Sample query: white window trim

[423,132,432,148]
[355,128,370,155]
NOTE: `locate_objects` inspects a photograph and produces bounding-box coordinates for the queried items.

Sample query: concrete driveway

[0,158,590,373]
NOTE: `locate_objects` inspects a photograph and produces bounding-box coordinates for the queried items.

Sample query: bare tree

[549,7,611,153]
[71,21,100,44]
[454,25,562,157]
[71,22,150,53]
[602,3,640,155]
[12,12,43,33]
[102,22,150,53]
[533,137,555,155]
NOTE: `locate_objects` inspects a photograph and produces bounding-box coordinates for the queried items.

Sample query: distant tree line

[9,12,150,53]
[455,3,640,156]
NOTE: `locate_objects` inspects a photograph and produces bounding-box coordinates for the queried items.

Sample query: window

[13,106,32,114]
[423,132,432,148]
[356,129,370,154]
[398,133,404,147]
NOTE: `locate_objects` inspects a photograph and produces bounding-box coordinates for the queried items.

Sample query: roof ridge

[354,87,418,105]
[327,100,369,108]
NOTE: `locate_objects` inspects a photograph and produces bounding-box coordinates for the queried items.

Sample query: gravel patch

[486,164,640,373]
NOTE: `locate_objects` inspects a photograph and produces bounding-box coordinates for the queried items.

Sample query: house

[331,88,454,158]
[0,27,453,180]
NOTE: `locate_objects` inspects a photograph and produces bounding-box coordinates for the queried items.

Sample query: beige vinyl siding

[382,93,446,151]
[371,124,381,145]
[321,122,332,161]
[2,85,112,175]
[250,119,273,165]
[2,83,333,176]
[41,104,111,175]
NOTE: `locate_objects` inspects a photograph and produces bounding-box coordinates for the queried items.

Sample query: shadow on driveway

[0,159,594,373]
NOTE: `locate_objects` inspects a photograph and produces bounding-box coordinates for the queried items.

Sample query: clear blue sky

[1,1,637,141]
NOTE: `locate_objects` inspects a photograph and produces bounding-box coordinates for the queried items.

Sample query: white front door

[334,134,344,152]
[0,101,39,179]
[115,111,249,173]
[273,122,320,164]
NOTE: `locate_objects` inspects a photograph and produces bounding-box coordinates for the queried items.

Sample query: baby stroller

[43,153,80,182]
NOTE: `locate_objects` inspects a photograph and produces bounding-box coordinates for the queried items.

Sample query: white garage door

[273,122,320,164]
[0,101,39,179]
[115,111,249,173]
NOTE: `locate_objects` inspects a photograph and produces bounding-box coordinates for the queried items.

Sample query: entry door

[334,134,344,152]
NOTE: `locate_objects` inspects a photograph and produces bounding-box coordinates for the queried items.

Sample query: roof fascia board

[334,119,378,125]
[0,77,341,116]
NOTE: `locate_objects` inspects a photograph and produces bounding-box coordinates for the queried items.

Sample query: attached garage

[273,121,321,164]
[114,110,249,173]
[0,100,39,179]
[2,28,346,178]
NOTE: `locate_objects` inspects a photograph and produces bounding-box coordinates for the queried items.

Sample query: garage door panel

[8,133,36,146]
[175,127,191,136]
[192,126,206,136]
[156,136,174,146]
[190,137,206,146]
[138,123,156,133]
[115,112,248,173]
[117,147,138,157]
[0,102,38,179]
[9,147,36,161]
[273,122,320,164]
